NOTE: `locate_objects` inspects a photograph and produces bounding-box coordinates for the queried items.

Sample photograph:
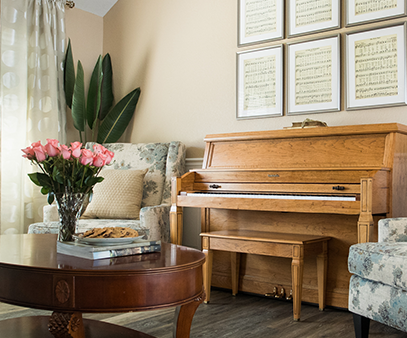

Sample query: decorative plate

[73,235,144,246]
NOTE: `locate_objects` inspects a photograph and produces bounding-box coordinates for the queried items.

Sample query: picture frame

[238,0,284,46]
[237,45,283,119]
[346,0,406,26]
[287,35,340,115]
[288,0,340,37]
[346,24,407,110]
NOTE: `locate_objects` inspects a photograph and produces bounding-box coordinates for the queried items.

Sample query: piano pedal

[275,287,285,299]
[264,287,277,297]
[286,289,293,301]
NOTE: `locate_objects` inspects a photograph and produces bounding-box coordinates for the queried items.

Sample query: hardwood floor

[0,288,406,337]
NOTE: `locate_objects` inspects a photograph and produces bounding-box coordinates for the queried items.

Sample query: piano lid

[204,123,407,142]
[202,123,407,171]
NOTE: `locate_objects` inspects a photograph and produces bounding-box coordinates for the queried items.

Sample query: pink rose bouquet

[22,139,114,204]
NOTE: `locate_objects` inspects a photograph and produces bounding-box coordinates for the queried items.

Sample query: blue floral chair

[348,217,407,337]
[28,142,186,243]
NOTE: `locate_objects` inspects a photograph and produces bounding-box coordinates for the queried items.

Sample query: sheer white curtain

[0,0,66,234]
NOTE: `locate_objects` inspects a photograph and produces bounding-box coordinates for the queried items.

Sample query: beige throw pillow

[82,169,148,219]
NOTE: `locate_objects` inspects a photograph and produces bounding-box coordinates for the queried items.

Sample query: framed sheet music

[237,45,283,119]
[288,0,340,37]
[346,0,406,26]
[238,0,284,46]
[287,35,340,115]
[346,24,407,110]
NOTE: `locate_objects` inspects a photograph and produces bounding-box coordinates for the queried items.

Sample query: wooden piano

[170,123,407,308]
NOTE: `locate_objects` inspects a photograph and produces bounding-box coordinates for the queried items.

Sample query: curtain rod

[66,1,75,9]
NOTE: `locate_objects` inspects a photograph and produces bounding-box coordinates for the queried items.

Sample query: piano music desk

[200,230,331,321]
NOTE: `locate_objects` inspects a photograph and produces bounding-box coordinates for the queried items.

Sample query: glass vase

[55,192,88,242]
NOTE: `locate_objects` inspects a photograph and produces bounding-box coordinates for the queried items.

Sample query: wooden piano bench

[200,230,331,321]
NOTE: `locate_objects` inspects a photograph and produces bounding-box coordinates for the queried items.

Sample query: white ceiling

[72,0,118,17]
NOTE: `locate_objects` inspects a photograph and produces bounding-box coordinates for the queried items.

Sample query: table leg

[173,292,205,338]
[291,245,304,321]
[48,311,85,338]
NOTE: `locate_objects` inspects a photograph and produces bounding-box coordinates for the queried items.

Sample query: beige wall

[65,8,103,143]
[75,0,407,157]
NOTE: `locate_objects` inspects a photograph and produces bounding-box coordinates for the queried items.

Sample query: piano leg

[170,205,183,245]
[231,252,241,296]
[291,245,304,321]
[170,177,183,245]
[358,178,374,243]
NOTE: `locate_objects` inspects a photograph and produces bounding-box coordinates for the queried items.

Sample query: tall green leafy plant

[64,40,141,144]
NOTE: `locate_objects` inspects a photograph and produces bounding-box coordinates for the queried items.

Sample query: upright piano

[170,123,407,308]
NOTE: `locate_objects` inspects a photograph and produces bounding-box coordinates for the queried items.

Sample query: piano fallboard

[190,169,389,184]
[192,182,361,194]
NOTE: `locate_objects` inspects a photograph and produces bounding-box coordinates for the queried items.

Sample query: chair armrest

[140,204,171,243]
[379,218,407,242]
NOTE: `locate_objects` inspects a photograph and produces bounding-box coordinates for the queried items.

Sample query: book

[57,239,161,260]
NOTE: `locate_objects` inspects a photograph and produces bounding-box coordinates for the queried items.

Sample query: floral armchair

[348,217,407,337]
[28,142,186,243]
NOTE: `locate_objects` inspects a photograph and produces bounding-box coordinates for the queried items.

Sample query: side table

[0,234,205,338]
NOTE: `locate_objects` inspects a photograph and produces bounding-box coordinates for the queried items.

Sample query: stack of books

[57,239,161,260]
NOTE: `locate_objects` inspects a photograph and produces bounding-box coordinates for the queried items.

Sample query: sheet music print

[354,34,398,100]
[295,46,332,105]
[245,0,277,37]
[355,0,397,16]
[295,0,332,27]
[244,55,276,110]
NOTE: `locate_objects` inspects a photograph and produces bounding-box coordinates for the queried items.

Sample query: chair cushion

[348,242,407,289]
[82,169,147,219]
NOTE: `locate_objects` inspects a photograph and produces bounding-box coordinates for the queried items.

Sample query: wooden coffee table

[0,234,205,338]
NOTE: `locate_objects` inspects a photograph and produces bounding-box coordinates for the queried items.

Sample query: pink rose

[44,139,60,157]
[80,149,93,165]
[22,146,35,160]
[31,141,42,148]
[93,152,108,167]
[104,150,114,165]
[93,144,107,154]
[70,142,82,158]
[60,144,71,160]
[33,145,47,162]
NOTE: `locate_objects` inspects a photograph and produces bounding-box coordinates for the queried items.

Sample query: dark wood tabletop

[0,234,206,338]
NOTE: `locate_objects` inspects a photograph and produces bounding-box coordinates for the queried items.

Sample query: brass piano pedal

[265,287,277,297]
[286,289,293,301]
[275,287,285,299]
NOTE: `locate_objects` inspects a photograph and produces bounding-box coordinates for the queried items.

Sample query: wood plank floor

[0,288,406,337]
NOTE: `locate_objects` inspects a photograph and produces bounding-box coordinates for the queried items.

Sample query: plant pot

[54,192,88,242]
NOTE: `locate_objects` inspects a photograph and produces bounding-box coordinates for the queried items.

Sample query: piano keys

[186,192,357,201]
[170,123,407,308]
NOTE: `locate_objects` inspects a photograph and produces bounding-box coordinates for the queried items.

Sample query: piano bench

[200,230,331,321]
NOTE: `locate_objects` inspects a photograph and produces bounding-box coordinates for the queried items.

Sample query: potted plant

[64,39,141,144]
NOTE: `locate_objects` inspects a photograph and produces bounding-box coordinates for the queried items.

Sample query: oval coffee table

[0,234,205,338]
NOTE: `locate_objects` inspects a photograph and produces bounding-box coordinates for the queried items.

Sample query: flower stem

[80,167,87,191]
[37,161,58,193]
